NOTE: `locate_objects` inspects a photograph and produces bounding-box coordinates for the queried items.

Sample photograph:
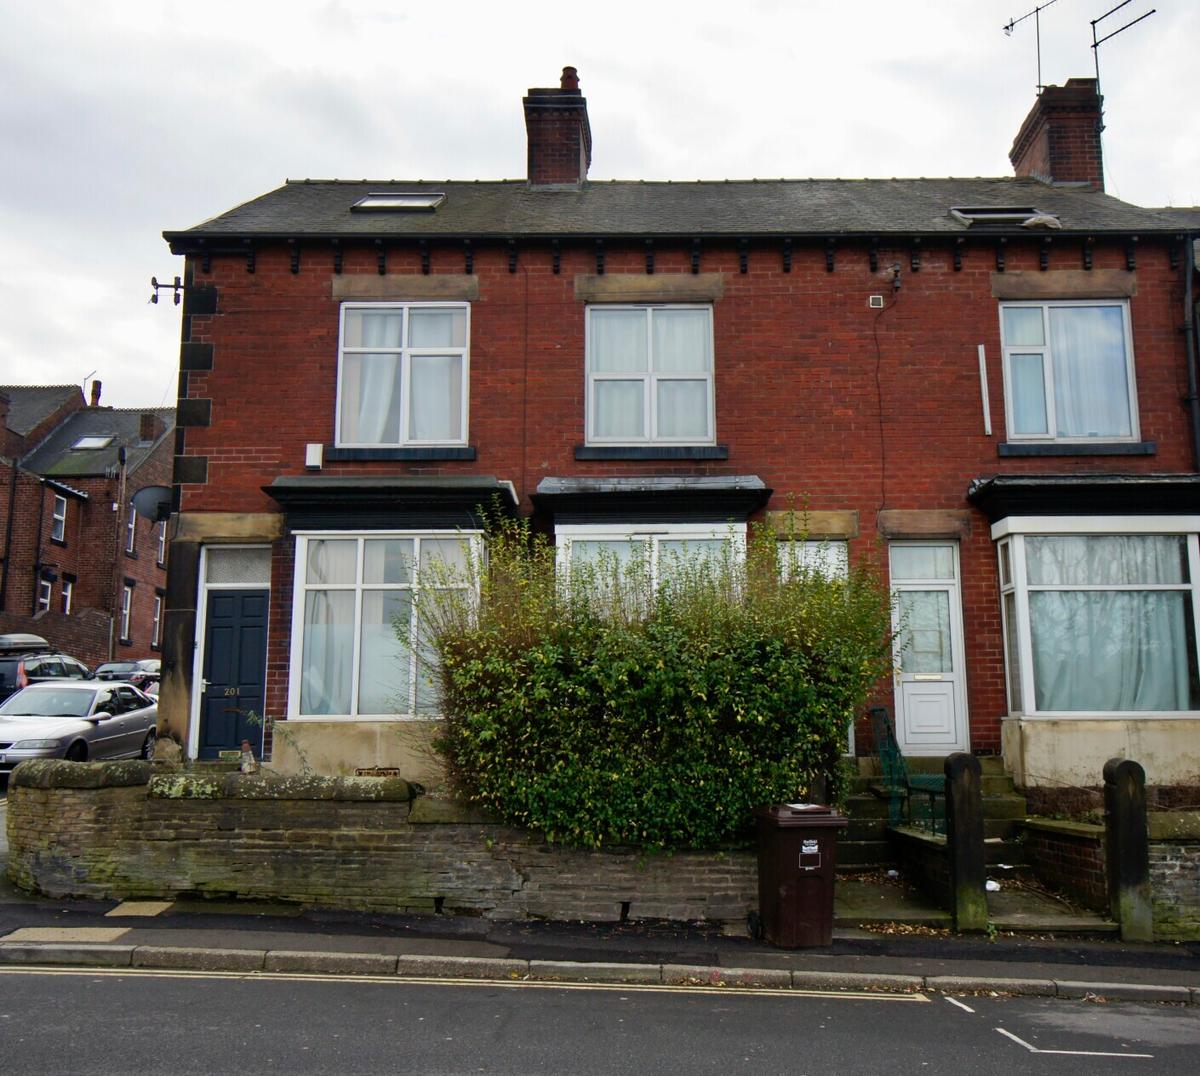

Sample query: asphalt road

[0,967,1197,1075]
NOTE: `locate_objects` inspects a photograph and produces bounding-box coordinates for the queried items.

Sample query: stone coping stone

[264,951,400,975]
[0,943,135,966]
[1022,818,1104,839]
[528,960,662,984]
[925,975,1056,997]
[888,826,948,848]
[131,946,266,971]
[1054,980,1193,1003]
[146,771,413,802]
[396,954,528,980]
[1148,812,1200,841]
[406,797,500,824]
[791,970,924,993]
[11,759,155,790]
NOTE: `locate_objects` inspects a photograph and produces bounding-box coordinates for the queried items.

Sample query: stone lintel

[331,275,479,302]
[574,273,725,303]
[766,509,859,539]
[172,511,283,544]
[990,269,1136,300]
[877,509,972,540]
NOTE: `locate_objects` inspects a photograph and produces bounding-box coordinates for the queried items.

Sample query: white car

[0,681,157,773]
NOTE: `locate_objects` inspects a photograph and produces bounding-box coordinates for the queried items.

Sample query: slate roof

[0,385,81,436]
[20,408,176,478]
[166,177,1186,248]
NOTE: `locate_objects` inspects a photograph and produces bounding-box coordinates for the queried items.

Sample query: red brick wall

[179,234,1193,748]
[1023,823,1108,912]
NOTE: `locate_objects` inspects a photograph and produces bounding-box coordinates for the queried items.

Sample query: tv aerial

[1003,0,1060,95]
[1090,1,1156,129]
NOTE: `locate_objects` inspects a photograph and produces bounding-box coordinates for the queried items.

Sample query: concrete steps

[838,757,1029,872]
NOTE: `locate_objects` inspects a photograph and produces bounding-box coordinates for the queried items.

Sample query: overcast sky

[1,0,1195,410]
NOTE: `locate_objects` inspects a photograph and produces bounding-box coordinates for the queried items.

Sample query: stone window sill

[997,441,1156,458]
[326,446,477,462]
[574,445,729,461]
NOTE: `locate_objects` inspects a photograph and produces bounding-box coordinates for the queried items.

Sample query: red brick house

[0,382,175,666]
[159,69,1200,792]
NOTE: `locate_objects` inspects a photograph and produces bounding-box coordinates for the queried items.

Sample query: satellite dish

[131,485,172,521]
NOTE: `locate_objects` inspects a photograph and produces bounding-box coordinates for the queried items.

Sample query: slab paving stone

[264,951,400,975]
[924,975,1056,997]
[528,960,663,984]
[3,926,130,943]
[131,946,266,971]
[0,943,134,967]
[1054,980,1193,1003]
[396,954,528,980]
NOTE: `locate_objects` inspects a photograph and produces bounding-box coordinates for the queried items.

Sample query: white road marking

[944,996,975,1013]
[0,965,929,1001]
[995,1026,1153,1058]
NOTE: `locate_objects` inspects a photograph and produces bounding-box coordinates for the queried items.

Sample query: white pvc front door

[890,542,969,755]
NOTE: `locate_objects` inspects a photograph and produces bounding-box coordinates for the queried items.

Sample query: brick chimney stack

[139,412,162,443]
[1009,78,1105,191]
[89,380,102,406]
[523,66,592,188]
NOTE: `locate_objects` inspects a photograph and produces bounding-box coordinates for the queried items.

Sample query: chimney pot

[560,66,579,91]
[90,380,102,406]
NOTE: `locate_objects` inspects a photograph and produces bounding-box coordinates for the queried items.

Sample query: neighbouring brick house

[159,69,1200,793]
[0,381,175,666]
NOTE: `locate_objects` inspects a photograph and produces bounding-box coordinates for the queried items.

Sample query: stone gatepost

[1103,758,1153,942]
[945,752,987,932]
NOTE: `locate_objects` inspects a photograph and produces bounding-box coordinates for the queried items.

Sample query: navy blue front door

[199,589,268,760]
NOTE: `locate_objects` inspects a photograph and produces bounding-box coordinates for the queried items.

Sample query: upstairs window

[336,303,469,447]
[586,306,714,445]
[156,520,167,565]
[51,495,67,542]
[1000,301,1138,442]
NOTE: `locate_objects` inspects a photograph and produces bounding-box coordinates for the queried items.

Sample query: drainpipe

[0,460,17,610]
[1184,237,1200,472]
[31,479,47,615]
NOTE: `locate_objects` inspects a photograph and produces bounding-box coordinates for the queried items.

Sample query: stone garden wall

[1147,812,1200,942]
[5,761,756,923]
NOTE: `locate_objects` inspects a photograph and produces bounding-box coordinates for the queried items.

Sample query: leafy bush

[423,514,893,850]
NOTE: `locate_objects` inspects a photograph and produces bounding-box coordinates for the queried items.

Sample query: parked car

[94,658,160,689]
[0,681,157,772]
[0,634,92,704]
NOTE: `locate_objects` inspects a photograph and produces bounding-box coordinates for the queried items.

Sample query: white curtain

[409,355,462,440]
[358,591,411,714]
[1009,353,1049,435]
[1049,306,1131,438]
[341,311,403,443]
[1027,536,1197,711]
[300,590,353,715]
[593,381,644,438]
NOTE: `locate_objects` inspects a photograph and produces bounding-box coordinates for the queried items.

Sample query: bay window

[336,303,469,446]
[289,532,477,719]
[556,523,744,593]
[997,522,1200,715]
[1000,300,1138,442]
[586,305,714,444]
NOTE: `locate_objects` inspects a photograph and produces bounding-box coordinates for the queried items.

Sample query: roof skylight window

[71,435,113,450]
[351,192,446,212]
[950,206,1058,228]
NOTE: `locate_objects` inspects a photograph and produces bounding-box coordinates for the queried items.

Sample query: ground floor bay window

[288,532,478,720]
[996,519,1200,716]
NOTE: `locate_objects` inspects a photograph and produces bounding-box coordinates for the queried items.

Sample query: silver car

[0,681,157,772]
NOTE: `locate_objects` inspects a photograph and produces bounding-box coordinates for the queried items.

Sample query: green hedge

[426,516,893,850]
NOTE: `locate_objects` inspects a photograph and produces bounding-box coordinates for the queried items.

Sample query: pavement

[0,792,1195,1004]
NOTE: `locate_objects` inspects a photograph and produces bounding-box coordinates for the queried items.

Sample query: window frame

[555,522,746,590]
[51,495,67,543]
[151,594,163,649]
[994,515,1200,719]
[156,520,167,565]
[287,530,481,722]
[584,304,716,446]
[334,301,471,449]
[61,576,74,615]
[120,584,133,642]
[125,502,136,554]
[998,299,1140,444]
[36,579,52,613]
